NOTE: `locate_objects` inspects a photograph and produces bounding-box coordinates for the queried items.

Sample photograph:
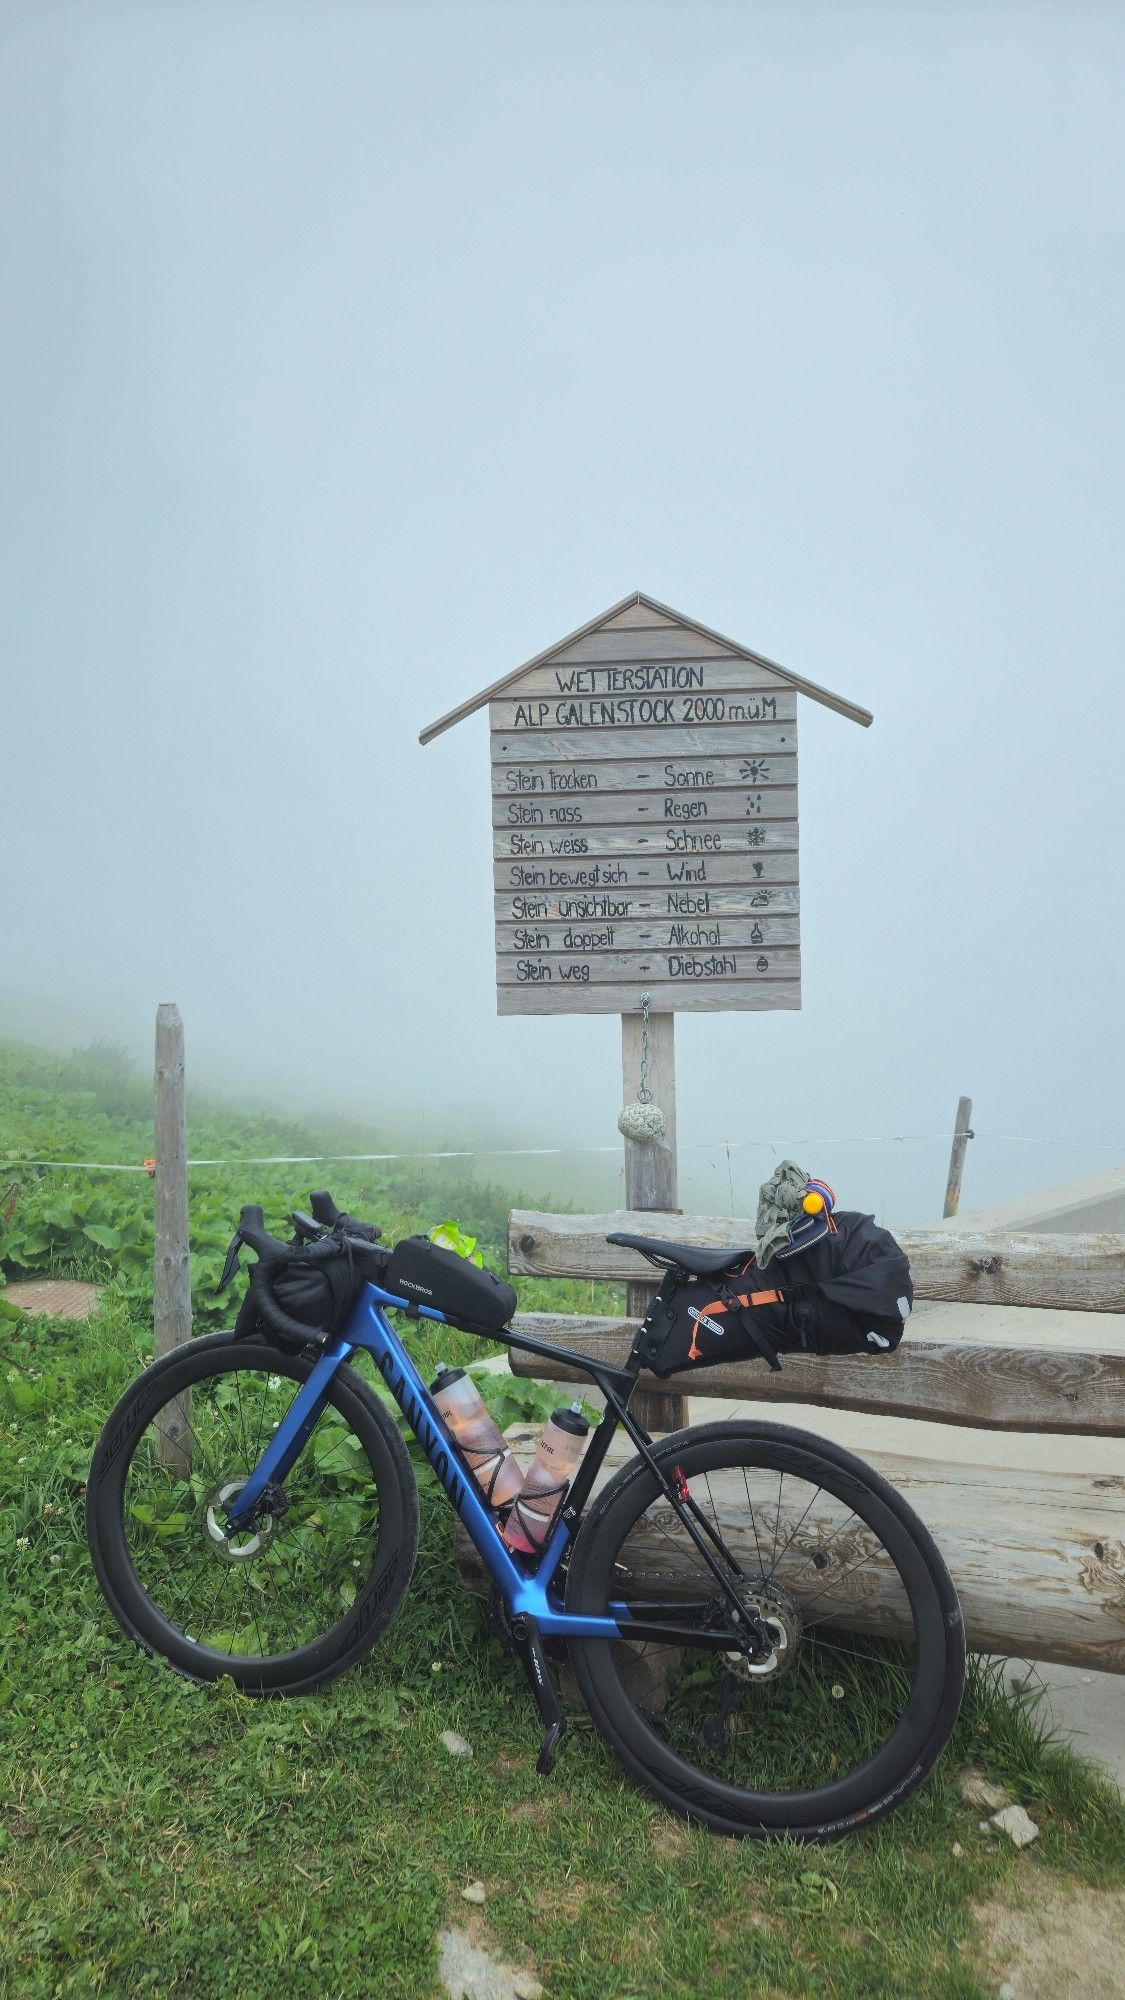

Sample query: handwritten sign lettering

[487,624,803,1014]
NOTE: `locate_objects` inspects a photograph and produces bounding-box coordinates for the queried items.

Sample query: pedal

[510,1614,568,1778]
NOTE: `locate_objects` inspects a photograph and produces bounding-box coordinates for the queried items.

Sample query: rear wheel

[86,1334,419,1693]
[566,1420,964,1839]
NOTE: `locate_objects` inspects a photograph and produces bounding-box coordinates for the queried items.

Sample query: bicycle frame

[223,1278,645,1640]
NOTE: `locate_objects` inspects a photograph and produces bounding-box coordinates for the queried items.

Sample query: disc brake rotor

[203,1477,276,1563]
[721,1580,802,1683]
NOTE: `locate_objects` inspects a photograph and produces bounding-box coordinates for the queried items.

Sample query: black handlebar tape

[247,1261,330,1347]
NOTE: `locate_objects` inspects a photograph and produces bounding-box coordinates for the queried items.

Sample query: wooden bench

[502,1210,1125,1672]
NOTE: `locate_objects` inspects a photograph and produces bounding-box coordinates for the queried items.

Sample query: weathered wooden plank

[944,1095,974,1219]
[549,628,745,663]
[494,852,800,892]
[153,1003,192,1476]
[494,819,799,861]
[620,1012,687,1431]
[491,753,797,796]
[495,887,802,923]
[506,1311,1125,1437]
[480,1423,1125,1671]
[497,980,803,1016]
[509,661,793,697]
[507,1211,1125,1312]
[497,947,800,987]
[491,692,793,733]
[492,777,798,829]
[599,604,679,630]
[420,590,872,743]
[490,724,796,763]
[495,916,801,954]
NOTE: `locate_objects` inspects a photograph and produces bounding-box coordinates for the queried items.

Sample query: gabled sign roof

[419,590,873,744]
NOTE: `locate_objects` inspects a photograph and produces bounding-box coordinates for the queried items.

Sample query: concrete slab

[998,1658,1125,1795]
[3,1278,99,1320]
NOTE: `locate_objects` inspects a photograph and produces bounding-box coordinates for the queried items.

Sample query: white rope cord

[0,1136,1119,1174]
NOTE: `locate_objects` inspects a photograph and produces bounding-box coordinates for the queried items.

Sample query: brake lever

[216,1231,244,1292]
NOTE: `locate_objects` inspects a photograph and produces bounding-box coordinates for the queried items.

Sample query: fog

[2,2,1123,1226]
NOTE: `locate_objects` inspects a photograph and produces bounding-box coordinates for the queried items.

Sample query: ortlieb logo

[687,1304,725,1338]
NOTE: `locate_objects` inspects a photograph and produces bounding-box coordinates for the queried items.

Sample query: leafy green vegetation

[1,1037,1123,1998]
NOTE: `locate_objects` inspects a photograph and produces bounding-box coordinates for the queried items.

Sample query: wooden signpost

[422,592,872,1424]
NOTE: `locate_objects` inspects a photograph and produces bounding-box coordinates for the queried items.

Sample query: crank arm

[510,1615,567,1777]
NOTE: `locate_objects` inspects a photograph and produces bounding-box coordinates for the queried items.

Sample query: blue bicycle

[87,1195,964,1840]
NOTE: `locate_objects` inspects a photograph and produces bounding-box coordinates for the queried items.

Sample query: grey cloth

[755,1159,809,1269]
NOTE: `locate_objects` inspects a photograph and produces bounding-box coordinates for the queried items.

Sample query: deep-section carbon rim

[87,1335,418,1693]
[566,1420,963,1838]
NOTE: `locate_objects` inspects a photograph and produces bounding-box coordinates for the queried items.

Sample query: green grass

[1,1038,1124,1997]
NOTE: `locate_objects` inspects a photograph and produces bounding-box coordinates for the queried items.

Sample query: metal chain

[638,990,652,1104]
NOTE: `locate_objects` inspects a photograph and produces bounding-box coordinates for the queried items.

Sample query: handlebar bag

[384,1235,517,1334]
[640,1212,912,1378]
[234,1239,366,1351]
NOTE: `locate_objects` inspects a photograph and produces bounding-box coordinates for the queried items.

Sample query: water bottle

[429,1366,525,1510]
[502,1402,590,1554]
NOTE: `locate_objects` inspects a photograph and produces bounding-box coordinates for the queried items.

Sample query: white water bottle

[429,1366,525,1510]
[502,1402,590,1554]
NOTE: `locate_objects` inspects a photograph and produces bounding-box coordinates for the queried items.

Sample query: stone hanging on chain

[617,990,666,1145]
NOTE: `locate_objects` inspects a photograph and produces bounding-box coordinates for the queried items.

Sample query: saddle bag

[641,1212,912,1378]
[384,1235,517,1334]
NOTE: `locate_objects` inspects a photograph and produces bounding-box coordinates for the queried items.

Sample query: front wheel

[87,1333,419,1694]
[566,1420,964,1839]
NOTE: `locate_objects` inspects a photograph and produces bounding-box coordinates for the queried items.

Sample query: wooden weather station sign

[420,592,871,1017]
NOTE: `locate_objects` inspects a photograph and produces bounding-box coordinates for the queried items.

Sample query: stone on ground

[441,1730,474,1758]
[989,1803,1039,1848]
[959,1770,1012,1813]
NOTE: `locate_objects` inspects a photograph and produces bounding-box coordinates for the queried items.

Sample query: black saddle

[606,1230,753,1277]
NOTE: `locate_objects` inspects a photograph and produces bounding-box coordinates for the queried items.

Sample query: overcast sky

[2,2,1122,1225]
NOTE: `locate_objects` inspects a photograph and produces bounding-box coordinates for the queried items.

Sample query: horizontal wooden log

[508,1211,1125,1312]
[458,1424,1125,1672]
[496,981,802,1016]
[494,852,800,892]
[506,1309,1125,1437]
[489,723,795,763]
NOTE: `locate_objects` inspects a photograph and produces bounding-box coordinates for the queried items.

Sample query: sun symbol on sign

[739,760,770,784]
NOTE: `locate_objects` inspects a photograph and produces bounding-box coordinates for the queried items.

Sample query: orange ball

[802,1190,825,1215]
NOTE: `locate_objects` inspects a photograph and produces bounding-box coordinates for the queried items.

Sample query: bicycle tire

[86,1333,419,1694]
[565,1419,964,1840]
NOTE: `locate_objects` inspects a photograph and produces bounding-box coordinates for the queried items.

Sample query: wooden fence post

[943,1095,974,1219]
[154,1003,192,1473]
[621,1008,687,1432]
